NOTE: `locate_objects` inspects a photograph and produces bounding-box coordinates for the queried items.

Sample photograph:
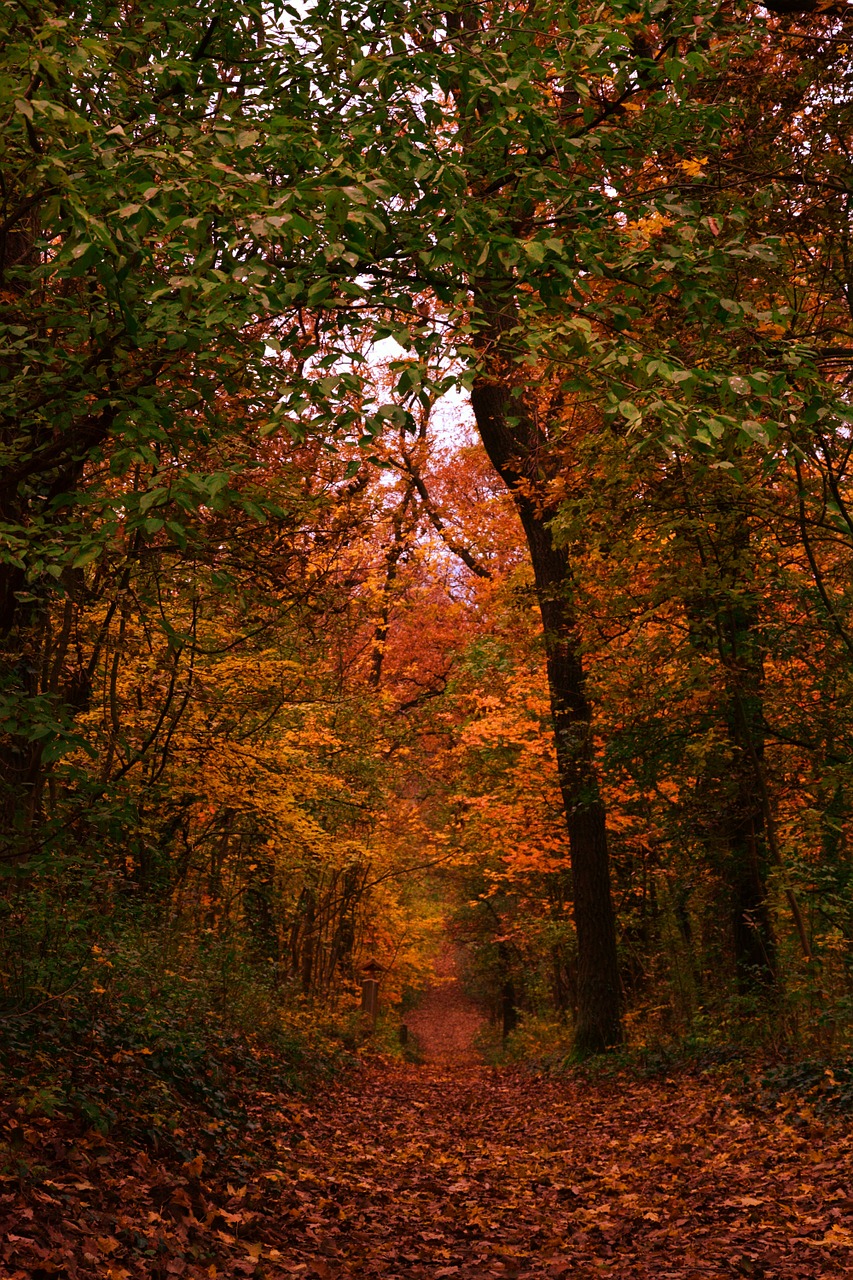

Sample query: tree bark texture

[470,377,622,1054]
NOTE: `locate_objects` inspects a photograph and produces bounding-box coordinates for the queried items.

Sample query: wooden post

[360,958,383,1032]
[361,978,379,1028]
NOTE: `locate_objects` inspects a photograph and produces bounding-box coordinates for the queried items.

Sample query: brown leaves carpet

[3,960,851,1279]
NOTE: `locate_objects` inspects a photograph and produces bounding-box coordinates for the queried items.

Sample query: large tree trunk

[470,378,623,1054]
[679,478,777,989]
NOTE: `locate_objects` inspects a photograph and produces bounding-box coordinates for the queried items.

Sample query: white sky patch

[369,336,476,446]
[261,330,476,449]
[430,379,476,447]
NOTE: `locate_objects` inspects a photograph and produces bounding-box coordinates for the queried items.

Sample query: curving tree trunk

[470,376,622,1054]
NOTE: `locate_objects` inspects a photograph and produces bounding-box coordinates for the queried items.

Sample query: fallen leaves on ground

[2,1047,852,1279]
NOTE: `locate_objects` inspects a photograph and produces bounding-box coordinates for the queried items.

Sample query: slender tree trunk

[721,599,777,990]
[470,378,622,1054]
[300,886,317,995]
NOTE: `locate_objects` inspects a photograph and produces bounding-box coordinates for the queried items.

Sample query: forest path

[264,947,853,1278]
[282,1060,852,1279]
[7,973,852,1279]
[403,940,486,1068]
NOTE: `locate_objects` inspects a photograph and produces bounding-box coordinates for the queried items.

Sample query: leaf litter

[1,966,851,1280]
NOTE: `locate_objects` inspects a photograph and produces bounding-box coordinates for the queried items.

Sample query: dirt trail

[269,952,853,1278]
[282,1061,852,1279]
[7,954,851,1279]
[403,942,486,1068]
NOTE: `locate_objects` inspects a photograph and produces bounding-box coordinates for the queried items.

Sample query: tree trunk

[679,478,777,989]
[722,603,777,990]
[470,378,622,1054]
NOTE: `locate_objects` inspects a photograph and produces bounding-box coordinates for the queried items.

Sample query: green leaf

[72,546,100,569]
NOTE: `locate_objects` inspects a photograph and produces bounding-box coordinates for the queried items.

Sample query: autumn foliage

[2,0,853,1271]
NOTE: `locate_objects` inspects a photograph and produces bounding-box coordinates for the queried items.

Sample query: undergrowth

[483,1009,853,1119]
[0,984,358,1182]
[0,901,366,1184]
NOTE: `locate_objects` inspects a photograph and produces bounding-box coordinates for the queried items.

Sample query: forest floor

[2,952,852,1279]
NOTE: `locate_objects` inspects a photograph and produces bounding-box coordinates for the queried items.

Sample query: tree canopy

[2,0,853,1063]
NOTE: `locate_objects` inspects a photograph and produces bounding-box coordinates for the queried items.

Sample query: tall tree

[469,369,622,1050]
